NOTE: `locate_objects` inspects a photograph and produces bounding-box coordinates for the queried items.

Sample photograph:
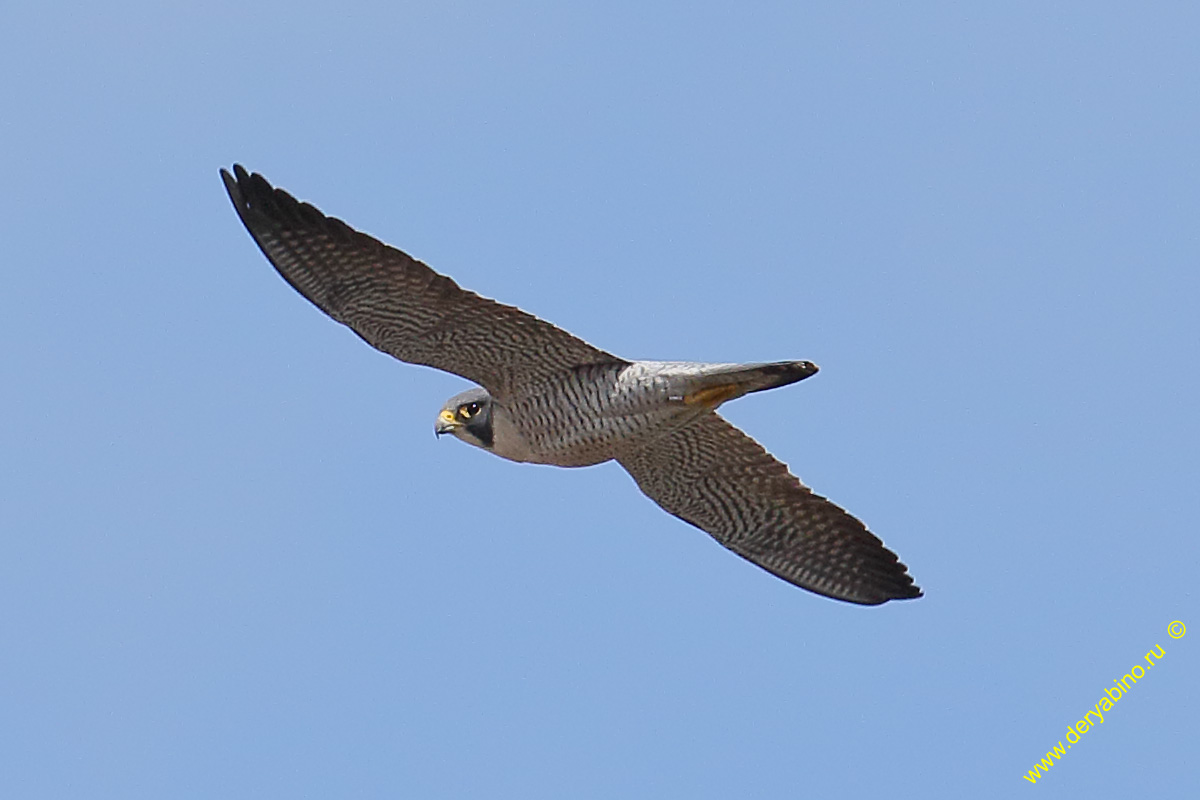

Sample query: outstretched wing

[617,413,921,604]
[222,165,625,398]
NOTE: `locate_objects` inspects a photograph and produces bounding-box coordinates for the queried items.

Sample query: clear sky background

[2,2,1197,797]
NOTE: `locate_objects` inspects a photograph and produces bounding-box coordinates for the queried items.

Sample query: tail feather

[682,360,818,408]
[739,360,819,394]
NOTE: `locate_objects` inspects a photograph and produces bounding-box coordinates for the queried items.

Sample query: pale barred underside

[222,165,921,604]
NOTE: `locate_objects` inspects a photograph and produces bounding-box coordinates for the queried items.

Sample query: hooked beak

[435,409,460,437]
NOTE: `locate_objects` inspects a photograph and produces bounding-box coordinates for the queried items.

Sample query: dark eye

[461,402,481,418]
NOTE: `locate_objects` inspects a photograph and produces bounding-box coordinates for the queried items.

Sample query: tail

[682,360,819,408]
[737,360,820,395]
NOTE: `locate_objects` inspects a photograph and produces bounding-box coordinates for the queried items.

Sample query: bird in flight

[221,165,921,605]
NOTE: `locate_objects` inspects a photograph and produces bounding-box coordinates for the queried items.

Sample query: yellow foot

[683,383,746,408]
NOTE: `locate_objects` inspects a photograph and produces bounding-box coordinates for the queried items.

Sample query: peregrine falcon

[221,165,921,605]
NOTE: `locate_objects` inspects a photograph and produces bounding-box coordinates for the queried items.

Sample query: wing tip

[862,581,923,606]
[747,538,924,606]
[220,164,353,240]
[219,163,269,227]
[220,163,277,211]
[842,557,923,605]
[791,567,923,606]
[220,165,246,218]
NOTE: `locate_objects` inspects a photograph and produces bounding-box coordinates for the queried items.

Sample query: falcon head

[434,387,494,450]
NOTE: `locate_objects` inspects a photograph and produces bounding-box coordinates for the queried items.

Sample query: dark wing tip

[219,165,353,318]
[750,484,923,606]
[219,166,238,200]
[835,536,923,606]
[220,163,267,231]
[220,164,262,215]
[856,572,923,605]
[768,544,922,606]
[220,164,300,227]
[222,165,367,248]
[852,540,922,605]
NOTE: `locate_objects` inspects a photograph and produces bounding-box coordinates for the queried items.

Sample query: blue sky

[2,2,1197,797]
